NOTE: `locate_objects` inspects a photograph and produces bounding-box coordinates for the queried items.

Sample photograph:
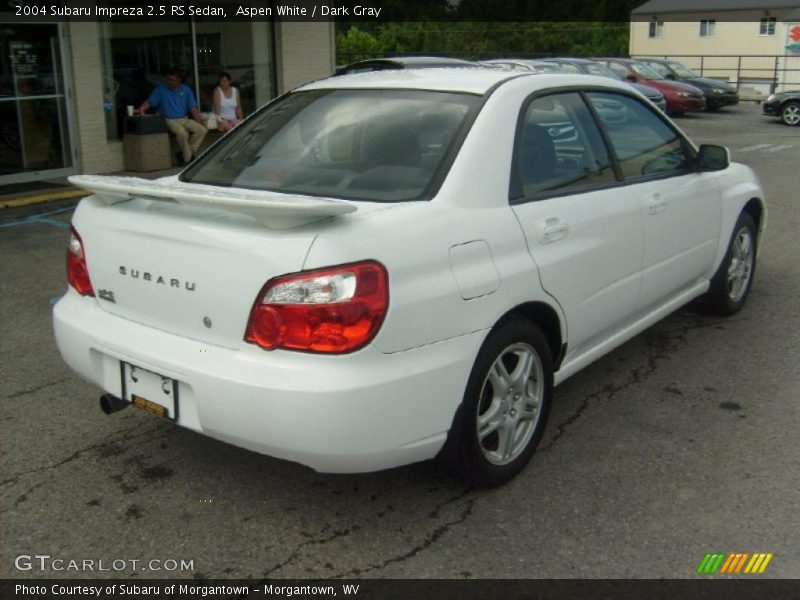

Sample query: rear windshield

[583,63,620,80]
[181,89,481,202]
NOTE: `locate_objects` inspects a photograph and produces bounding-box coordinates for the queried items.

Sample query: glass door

[0,23,75,183]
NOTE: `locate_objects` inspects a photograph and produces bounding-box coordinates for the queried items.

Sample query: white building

[630,0,800,94]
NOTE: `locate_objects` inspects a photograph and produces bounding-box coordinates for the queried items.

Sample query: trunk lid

[70,177,350,349]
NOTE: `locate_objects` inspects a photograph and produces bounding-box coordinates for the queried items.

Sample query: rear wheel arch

[495,301,564,371]
[435,300,564,475]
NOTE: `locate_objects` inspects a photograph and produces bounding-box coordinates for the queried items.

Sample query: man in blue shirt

[136,69,207,165]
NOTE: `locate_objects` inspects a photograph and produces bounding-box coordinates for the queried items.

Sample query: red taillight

[245,261,389,354]
[67,227,95,297]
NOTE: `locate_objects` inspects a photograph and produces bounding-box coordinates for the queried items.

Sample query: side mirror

[626,74,637,82]
[666,73,676,80]
[697,144,730,171]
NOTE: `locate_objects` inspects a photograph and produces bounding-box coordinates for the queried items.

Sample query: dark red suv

[594,58,706,115]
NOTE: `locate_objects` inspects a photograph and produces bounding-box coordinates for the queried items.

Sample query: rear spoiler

[68,175,357,229]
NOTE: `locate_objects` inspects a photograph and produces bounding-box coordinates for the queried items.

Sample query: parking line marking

[37,218,70,229]
[737,144,773,153]
[0,207,75,229]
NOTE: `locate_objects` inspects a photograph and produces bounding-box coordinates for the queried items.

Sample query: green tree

[336,26,382,64]
[335,22,632,65]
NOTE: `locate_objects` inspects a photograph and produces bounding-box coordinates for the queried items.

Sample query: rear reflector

[67,227,95,297]
[245,261,388,354]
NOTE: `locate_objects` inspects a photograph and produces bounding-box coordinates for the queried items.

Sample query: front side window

[182,89,479,202]
[700,19,716,37]
[512,92,616,199]
[760,17,776,35]
[587,92,692,181]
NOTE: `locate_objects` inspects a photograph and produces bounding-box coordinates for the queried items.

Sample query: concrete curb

[0,188,90,210]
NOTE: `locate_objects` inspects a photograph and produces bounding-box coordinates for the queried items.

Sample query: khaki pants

[165,117,207,162]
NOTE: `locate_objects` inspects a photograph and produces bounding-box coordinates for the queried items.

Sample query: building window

[648,21,664,38]
[760,17,776,35]
[700,19,716,37]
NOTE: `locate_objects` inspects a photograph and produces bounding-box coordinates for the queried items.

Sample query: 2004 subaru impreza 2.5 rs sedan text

[54,69,766,486]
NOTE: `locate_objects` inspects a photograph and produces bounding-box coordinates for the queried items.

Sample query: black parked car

[334,56,479,76]
[762,90,800,126]
[637,58,738,110]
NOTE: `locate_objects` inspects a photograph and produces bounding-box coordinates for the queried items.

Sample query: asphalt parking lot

[1,102,799,580]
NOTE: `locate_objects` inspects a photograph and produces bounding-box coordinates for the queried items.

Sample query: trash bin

[122,115,172,172]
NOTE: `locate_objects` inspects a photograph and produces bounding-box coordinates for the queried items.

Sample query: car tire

[443,319,553,487]
[780,101,800,126]
[702,212,758,316]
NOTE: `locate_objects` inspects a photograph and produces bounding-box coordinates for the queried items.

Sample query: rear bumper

[53,290,485,473]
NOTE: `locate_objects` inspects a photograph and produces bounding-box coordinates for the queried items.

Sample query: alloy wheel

[727,226,754,302]
[782,104,800,125]
[476,342,544,466]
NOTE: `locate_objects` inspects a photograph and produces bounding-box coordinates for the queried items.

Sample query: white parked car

[55,70,766,486]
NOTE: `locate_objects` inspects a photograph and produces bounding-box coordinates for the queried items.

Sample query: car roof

[301,67,524,95]
[543,57,596,64]
[596,57,636,64]
[638,58,672,64]
[484,59,557,67]
[299,69,632,96]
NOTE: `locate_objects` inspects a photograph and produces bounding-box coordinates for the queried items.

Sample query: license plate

[121,362,179,421]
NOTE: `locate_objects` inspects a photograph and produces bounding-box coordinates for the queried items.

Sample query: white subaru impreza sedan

[55,69,765,486]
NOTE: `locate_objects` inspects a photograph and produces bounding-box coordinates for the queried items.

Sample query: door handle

[647,192,668,215]
[538,217,569,244]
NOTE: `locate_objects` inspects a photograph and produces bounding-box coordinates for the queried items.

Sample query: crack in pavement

[541,313,749,451]
[0,418,164,488]
[250,487,475,580]
[0,482,44,516]
[6,378,69,398]
[261,525,361,578]
[331,487,475,578]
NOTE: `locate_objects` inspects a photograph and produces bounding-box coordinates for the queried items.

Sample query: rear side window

[556,63,582,74]
[644,62,671,78]
[512,92,616,199]
[587,92,692,180]
[605,62,630,79]
[182,89,480,202]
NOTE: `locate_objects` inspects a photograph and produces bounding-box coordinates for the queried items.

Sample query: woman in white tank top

[213,72,243,133]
